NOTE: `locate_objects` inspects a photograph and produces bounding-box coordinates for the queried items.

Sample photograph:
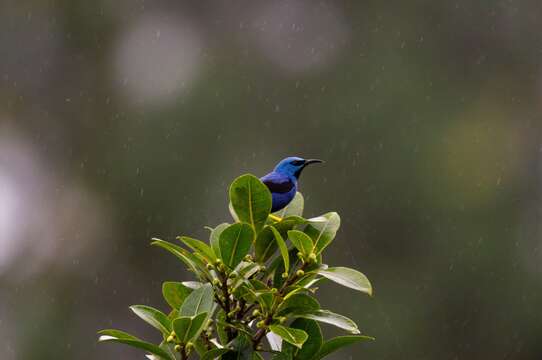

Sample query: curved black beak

[304,159,324,166]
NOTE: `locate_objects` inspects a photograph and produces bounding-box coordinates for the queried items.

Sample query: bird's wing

[260,172,295,194]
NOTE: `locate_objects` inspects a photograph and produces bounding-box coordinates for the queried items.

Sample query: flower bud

[308,253,317,262]
[174,345,181,352]
[228,271,238,279]
[166,335,175,343]
[270,287,278,294]
[252,309,261,317]
[297,252,303,259]
[257,320,266,328]
[281,272,289,279]
[296,269,305,277]
[212,278,221,286]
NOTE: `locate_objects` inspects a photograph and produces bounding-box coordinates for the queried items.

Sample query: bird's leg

[268,214,283,222]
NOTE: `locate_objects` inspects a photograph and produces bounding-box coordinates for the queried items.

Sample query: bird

[260,156,323,220]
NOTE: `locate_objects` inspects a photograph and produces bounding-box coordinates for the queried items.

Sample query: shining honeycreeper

[260,156,323,213]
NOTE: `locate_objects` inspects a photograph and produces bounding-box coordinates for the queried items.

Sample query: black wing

[260,172,295,194]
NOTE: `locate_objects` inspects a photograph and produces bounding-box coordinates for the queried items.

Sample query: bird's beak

[304,159,324,166]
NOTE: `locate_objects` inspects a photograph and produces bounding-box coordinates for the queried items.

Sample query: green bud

[166,335,175,343]
[296,269,305,277]
[257,320,266,328]
[252,309,261,317]
[259,265,266,272]
[308,253,317,262]
[212,278,221,286]
[206,263,214,270]
[244,254,253,262]
[228,271,238,279]
[281,272,289,279]
[270,288,278,294]
[186,342,194,350]
[174,345,181,352]
[297,251,303,259]
[278,316,287,324]
[215,259,222,266]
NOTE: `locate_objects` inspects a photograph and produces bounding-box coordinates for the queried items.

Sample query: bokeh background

[1,1,542,359]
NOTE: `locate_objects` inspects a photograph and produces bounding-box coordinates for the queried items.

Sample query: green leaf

[144,342,177,360]
[282,319,322,360]
[253,352,265,360]
[180,283,214,316]
[151,239,209,278]
[210,223,229,259]
[277,293,320,316]
[255,226,278,263]
[202,348,231,360]
[130,305,171,336]
[314,335,374,360]
[275,192,304,218]
[229,174,272,233]
[228,202,240,223]
[316,267,372,295]
[193,337,208,356]
[179,236,217,263]
[223,334,254,360]
[287,230,313,257]
[182,281,204,289]
[98,329,138,341]
[172,312,208,343]
[304,213,340,255]
[270,226,289,275]
[291,309,360,334]
[162,282,192,310]
[230,261,262,291]
[219,223,254,269]
[269,325,308,349]
[244,286,274,312]
[98,329,175,360]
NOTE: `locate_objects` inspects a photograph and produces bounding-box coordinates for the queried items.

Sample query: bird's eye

[291,160,304,166]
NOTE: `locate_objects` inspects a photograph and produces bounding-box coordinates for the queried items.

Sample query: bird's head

[274,156,323,179]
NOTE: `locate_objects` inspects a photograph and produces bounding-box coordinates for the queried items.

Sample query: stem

[180,347,188,360]
[252,259,310,349]
[218,269,237,341]
[252,314,272,349]
[252,328,267,349]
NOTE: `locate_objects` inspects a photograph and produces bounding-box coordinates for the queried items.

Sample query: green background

[1,1,541,359]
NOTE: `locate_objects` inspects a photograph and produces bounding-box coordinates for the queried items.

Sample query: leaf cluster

[99,174,373,359]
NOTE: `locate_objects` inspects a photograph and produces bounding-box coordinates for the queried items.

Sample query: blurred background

[1,0,541,359]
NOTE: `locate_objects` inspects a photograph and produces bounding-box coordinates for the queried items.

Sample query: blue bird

[261,157,323,217]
